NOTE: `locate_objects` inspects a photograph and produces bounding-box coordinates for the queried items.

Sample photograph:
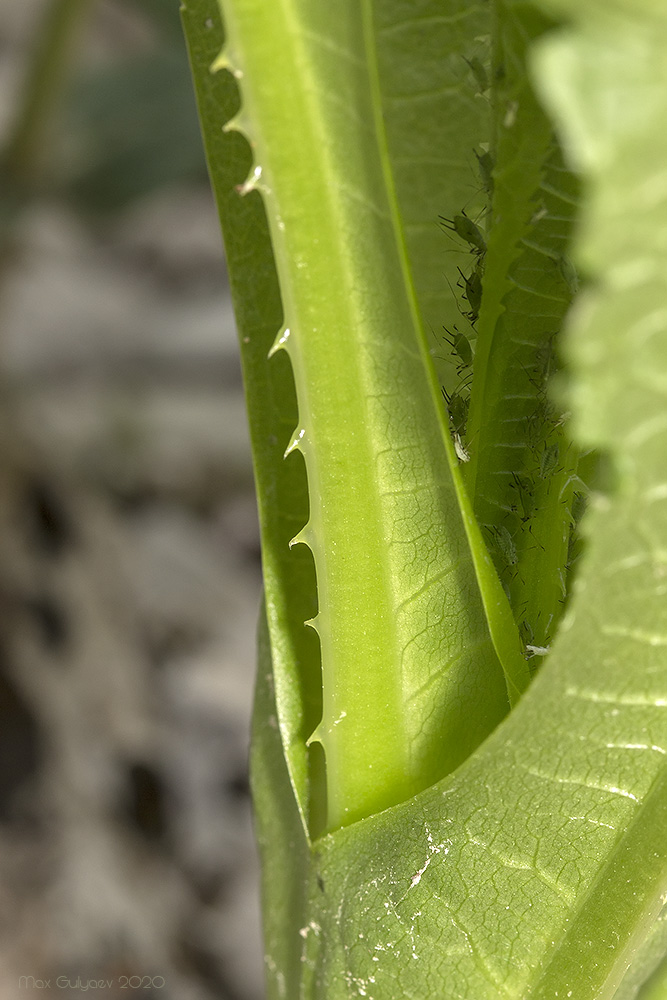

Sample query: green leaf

[464,1,584,656]
[369,0,532,706]
[186,0,515,836]
[368,1,533,699]
[181,0,320,838]
[369,0,491,342]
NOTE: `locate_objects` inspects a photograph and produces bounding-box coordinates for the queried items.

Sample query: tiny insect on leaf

[439,212,487,255]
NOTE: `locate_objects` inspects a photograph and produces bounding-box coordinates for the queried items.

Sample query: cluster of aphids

[439,205,487,463]
[500,334,588,661]
[437,51,493,464]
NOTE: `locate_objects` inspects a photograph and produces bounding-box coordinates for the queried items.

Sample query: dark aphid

[457,261,483,321]
[571,490,588,527]
[445,273,477,328]
[510,472,535,522]
[440,211,487,256]
[444,325,473,369]
[539,442,560,479]
[490,524,518,566]
[567,525,582,569]
[520,619,534,646]
[441,388,470,462]
[463,55,489,94]
[474,149,494,198]
[443,388,469,436]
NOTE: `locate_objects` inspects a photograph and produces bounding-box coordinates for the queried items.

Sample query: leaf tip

[284,427,306,458]
[288,524,313,550]
[268,326,292,359]
[222,112,252,142]
[210,48,243,80]
[305,722,324,747]
[303,615,320,634]
[235,164,264,197]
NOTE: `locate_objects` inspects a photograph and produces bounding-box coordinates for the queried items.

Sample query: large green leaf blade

[199,0,512,833]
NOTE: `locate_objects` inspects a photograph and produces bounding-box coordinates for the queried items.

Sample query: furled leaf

[464,1,584,656]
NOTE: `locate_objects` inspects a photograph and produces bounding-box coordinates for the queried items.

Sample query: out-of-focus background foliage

[0,1,263,997]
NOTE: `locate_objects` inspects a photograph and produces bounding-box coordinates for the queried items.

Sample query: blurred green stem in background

[1,0,92,195]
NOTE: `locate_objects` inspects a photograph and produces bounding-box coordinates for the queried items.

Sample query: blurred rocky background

[0,1,263,997]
